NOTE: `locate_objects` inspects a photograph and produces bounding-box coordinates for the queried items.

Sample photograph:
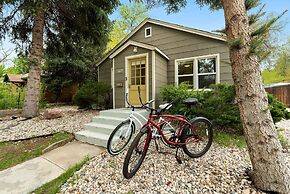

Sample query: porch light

[133,47,138,53]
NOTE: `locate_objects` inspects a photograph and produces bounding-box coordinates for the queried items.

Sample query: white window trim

[145,27,152,38]
[112,59,115,109]
[174,54,220,89]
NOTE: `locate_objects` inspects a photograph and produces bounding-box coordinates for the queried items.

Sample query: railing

[265,83,290,107]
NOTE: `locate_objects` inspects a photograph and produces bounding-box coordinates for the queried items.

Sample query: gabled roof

[109,40,169,60]
[4,73,28,83]
[97,18,226,66]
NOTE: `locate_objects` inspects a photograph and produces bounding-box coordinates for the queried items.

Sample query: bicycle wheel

[160,119,181,147]
[123,127,151,179]
[181,117,213,158]
[107,119,135,156]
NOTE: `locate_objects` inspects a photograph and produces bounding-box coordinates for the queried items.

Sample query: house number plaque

[116,82,123,87]
[116,69,124,74]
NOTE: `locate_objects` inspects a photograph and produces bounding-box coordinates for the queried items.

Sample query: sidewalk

[0,141,103,194]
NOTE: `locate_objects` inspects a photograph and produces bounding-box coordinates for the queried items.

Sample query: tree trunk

[23,9,45,118]
[221,0,290,193]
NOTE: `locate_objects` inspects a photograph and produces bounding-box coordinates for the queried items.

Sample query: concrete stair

[75,108,149,147]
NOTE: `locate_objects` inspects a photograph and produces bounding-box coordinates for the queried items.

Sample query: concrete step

[75,130,109,147]
[92,116,125,126]
[84,122,116,135]
[99,109,132,119]
[99,108,149,121]
[76,108,150,148]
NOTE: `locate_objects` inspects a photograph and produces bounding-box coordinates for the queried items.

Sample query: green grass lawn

[32,157,89,194]
[0,132,73,171]
[213,131,246,149]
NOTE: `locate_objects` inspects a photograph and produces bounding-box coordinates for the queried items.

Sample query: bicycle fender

[131,121,136,133]
[140,126,149,133]
[190,117,213,127]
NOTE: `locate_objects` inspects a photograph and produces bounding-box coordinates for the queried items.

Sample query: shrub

[268,94,290,122]
[160,83,289,134]
[0,84,25,110]
[73,82,111,109]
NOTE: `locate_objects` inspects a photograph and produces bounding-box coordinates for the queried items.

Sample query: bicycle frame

[143,113,194,147]
[128,110,148,128]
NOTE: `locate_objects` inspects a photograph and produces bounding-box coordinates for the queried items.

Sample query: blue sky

[1,0,289,67]
[111,0,289,39]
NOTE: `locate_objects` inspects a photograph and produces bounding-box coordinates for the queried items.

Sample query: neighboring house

[97,18,233,108]
[3,73,28,87]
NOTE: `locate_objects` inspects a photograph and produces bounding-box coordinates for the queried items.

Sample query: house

[97,18,233,108]
[3,73,28,87]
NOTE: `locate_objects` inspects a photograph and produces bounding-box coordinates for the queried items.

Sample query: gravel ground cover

[61,142,264,194]
[60,118,290,194]
[0,106,96,142]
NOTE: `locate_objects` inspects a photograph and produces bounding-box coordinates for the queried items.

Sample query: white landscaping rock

[0,106,97,142]
[60,143,266,194]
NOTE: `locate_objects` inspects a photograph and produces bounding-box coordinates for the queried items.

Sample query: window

[176,54,219,89]
[145,27,152,38]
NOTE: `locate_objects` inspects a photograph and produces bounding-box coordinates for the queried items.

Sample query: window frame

[175,54,220,89]
[144,27,152,38]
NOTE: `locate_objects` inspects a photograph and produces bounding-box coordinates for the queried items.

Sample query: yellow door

[129,58,147,105]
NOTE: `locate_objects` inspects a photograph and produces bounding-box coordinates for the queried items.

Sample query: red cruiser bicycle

[122,88,213,179]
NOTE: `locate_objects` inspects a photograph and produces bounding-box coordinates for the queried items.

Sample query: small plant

[268,94,290,122]
[160,83,290,134]
[277,128,290,150]
[73,81,111,109]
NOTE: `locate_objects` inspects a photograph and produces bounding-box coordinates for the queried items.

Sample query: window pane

[198,75,216,88]
[136,67,140,76]
[131,78,135,85]
[141,77,145,84]
[178,61,193,75]
[131,68,135,77]
[136,77,140,85]
[146,28,151,36]
[141,68,145,76]
[198,58,216,73]
[178,76,193,88]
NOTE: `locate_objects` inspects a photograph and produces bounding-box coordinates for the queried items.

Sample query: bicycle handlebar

[125,90,154,110]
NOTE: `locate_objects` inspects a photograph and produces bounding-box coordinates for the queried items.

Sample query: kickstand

[154,139,160,152]
[175,148,182,164]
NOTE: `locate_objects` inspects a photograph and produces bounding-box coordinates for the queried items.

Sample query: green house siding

[99,58,112,86]
[97,19,233,109]
[131,23,233,85]
[155,52,168,106]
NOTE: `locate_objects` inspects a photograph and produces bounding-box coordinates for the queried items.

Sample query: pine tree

[0,0,118,117]
[144,0,290,193]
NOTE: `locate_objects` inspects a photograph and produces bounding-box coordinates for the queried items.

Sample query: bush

[160,83,289,134]
[0,84,25,110]
[268,94,290,122]
[73,82,111,109]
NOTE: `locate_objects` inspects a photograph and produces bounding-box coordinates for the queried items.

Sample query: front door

[128,57,147,105]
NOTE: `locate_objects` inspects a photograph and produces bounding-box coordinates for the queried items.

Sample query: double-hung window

[176,54,220,89]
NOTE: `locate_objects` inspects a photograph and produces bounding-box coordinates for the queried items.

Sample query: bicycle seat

[159,103,172,110]
[183,98,198,106]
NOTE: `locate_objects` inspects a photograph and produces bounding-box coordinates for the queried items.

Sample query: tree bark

[221,0,290,193]
[23,9,45,118]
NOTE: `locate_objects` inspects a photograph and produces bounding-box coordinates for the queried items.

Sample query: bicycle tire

[181,117,213,158]
[107,119,135,156]
[123,127,151,179]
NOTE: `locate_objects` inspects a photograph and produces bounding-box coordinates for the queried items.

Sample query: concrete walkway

[0,141,104,194]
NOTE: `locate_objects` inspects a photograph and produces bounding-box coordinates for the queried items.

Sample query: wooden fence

[265,83,290,107]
